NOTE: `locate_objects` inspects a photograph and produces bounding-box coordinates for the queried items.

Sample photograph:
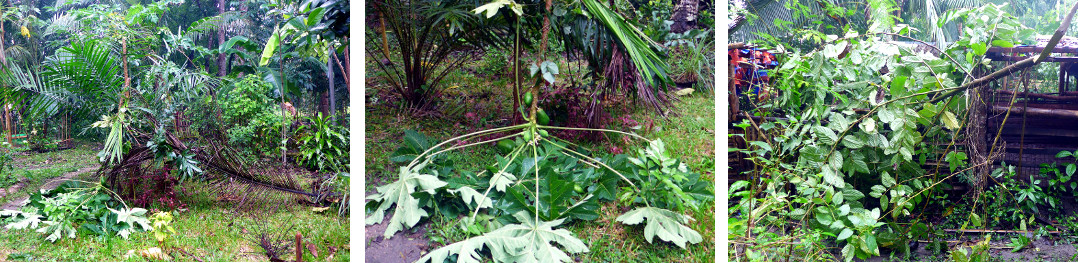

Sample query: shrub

[298,113,348,173]
[220,75,285,155]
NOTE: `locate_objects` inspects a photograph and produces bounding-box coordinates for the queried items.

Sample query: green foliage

[389,130,445,165]
[1009,234,1032,252]
[150,211,176,244]
[620,139,712,212]
[981,164,1035,227]
[372,121,710,260]
[665,29,715,91]
[528,61,559,85]
[730,2,1043,261]
[1046,149,1078,198]
[950,234,992,261]
[91,108,127,164]
[168,150,203,182]
[298,113,349,173]
[1,182,151,242]
[145,128,203,182]
[417,211,587,263]
[578,0,673,92]
[220,75,285,154]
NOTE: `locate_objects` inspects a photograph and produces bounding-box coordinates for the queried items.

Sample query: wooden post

[294,232,302,262]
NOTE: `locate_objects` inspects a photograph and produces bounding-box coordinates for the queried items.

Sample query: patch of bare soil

[365,190,432,263]
[0,165,99,210]
[993,238,1078,261]
[0,181,26,199]
[236,244,269,262]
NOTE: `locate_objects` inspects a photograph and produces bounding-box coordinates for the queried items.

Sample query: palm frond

[42,40,122,116]
[581,0,673,93]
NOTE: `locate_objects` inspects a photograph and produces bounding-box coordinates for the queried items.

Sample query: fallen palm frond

[99,111,326,210]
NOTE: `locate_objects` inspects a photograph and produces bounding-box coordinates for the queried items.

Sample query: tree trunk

[670,0,698,34]
[328,45,336,120]
[217,0,228,77]
[276,27,287,165]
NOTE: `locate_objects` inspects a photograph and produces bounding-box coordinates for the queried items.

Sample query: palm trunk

[217,0,229,77]
[0,0,8,68]
[4,105,10,146]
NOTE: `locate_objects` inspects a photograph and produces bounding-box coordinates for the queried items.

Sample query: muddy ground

[364,188,433,263]
[859,237,1078,261]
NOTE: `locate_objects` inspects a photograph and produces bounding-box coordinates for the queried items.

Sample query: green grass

[0,143,99,204]
[0,197,350,261]
[0,143,350,262]
[366,51,716,262]
[8,142,99,168]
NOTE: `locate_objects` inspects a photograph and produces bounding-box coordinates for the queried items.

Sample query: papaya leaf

[417,211,587,263]
[615,207,702,249]
[449,186,494,209]
[366,161,448,238]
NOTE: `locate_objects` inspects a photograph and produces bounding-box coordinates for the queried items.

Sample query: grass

[0,143,350,262]
[0,143,99,205]
[0,194,350,261]
[366,49,715,262]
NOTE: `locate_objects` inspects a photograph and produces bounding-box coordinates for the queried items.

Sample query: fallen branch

[944,229,1064,234]
[930,1,1078,104]
[176,247,205,262]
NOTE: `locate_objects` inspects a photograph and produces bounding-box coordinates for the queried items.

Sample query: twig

[176,247,205,262]
[944,229,1063,234]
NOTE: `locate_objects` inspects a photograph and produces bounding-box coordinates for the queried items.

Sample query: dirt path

[0,165,99,210]
[364,189,432,263]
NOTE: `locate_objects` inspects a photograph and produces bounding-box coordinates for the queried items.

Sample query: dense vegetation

[731,0,1078,261]
[0,0,349,260]
[365,0,716,262]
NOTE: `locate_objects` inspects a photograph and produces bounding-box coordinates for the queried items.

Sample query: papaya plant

[366,1,710,261]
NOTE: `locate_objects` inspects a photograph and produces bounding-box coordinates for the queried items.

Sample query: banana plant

[259,0,332,164]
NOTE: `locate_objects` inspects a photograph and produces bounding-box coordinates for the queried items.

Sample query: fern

[615,206,702,249]
[416,211,588,263]
[365,160,448,237]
